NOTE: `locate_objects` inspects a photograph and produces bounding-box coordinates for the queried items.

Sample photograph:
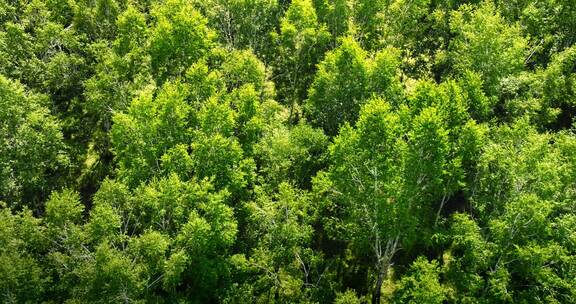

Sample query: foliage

[0,76,69,207]
[306,37,402,136]
[450,1,528,97]
[1,0,576,303]
[394,257,445,304]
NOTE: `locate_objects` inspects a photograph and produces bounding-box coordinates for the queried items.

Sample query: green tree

[393,257,446,304]
[500,0,576,66]
[70,242,145,303]
[271,0,331,107]
[306,37,369,136]
[111,82,191,187]
[81,5,151,191]
[226,183,327,303]
[0,76,69,207]
[450,2,527,97]
[317,98,408,304]
[456,120,576,303]
[316,84,483,303]
[255,122,328,190]
[2,0,576,302]
[0,204,48,303]
[193,0,282,59]
[149,0,215,83]
[504,45,576,128]
[306,37,402,136]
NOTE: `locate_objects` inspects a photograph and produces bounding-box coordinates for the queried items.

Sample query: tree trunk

[434,192,448,226]
[371,262,388,304]
[371,236,398,304]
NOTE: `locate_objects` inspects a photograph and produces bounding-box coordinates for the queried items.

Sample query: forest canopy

[1,0,576,303]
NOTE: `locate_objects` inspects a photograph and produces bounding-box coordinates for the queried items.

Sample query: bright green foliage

[164,178,238,300]
[0,76,69,206]
[195,0,282,58]
[334,290,363,304]
[369,0,458,77]
[80,5,151,191]
[184,60,226,103]
[505,45,576,127]
[114,5,148,57]
[149,0,215,82]
[325,98,405,243]
[71,242,145,303]
[246,185,314,255]
[86,203,122,244]
[87,175,238,302]
[317,83,483,302]
[352,0,387,49]
[502,0,576,65]
[190,131,253,194]
[306,37,402,135]
[443,213,493,302]
[223,85,265,151]
[394,257,446,304]
[380,0,432,52]
[111,82,191,186]
[450,2,527,97]
[2,0,576,303]
[458,120,576,303]
[84,5,149,132]
[306,37,368,136]
[128,174,236,236]
[538,46,576,124]
[69,0,121,40]
[0,205,48,303]
[45,189,84,227]
[404,79,487,205]
[0,14,87,103]
[324,0,353,39]
[255,122,328,189]
[405,79,487,195]
[226,183,327,302]
[111,48,274,194]
[220,49,269,93]
[404,106,451,205]
[370,48,404,105]
[91,181,146,238]
[457,70,494,122]
[318,98,410,303]
[0,6,90,180]
[271,0,331,104]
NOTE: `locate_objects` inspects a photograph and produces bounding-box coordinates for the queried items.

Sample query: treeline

[1,0,576,303]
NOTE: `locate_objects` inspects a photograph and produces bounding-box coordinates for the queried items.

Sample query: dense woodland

[1,0,576,302]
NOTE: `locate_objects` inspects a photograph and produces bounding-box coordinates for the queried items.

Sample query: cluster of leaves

[2,0,576,303]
